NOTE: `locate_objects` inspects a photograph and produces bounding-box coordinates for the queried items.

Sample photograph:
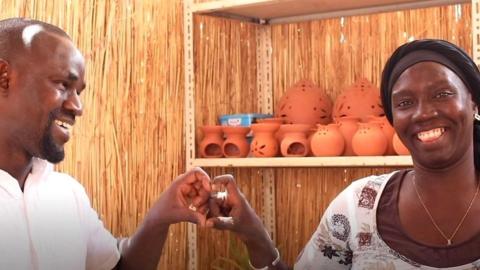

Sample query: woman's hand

[206,174,286,269]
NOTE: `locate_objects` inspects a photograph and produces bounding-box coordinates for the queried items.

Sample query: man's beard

[39,110,65,164]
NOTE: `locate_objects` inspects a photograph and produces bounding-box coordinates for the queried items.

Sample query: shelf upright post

[256,24,277,242]
[473,0,480,67]
[184,0,197,269]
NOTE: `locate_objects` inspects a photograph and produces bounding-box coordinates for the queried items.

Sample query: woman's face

[391,61,476,169]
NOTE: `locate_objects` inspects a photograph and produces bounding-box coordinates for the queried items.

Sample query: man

[0,18,211,270]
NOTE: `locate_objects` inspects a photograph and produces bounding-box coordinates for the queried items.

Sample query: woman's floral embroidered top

[294,172,480,270]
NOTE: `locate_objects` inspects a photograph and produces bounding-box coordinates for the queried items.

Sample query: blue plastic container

[219,113,272,127]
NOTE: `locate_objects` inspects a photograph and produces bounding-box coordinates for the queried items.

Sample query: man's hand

[116,167,212,270]
[148,167,212,227]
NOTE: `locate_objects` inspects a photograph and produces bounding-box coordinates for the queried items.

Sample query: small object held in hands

[211,181,228,200]
[218,216,234,225]
[188,204,197,212]
[211,190,228,200]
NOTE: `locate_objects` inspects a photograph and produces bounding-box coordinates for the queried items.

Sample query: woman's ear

[0,59,10,94]
[474,103,480,121]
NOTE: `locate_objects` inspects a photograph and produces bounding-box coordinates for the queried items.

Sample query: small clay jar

[393,132,410,155]
[310,123,345,156]
[352,122,387,156]
[367,116,395,155]
[222,126,250,158]
[335,116,360,156]
[199,125,224,158]
[279,124,311,157]
[250,123,281,157]
[257,117,284,144]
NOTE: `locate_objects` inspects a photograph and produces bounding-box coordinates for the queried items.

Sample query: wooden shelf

[192,155,412,167]
[192,0,468,24]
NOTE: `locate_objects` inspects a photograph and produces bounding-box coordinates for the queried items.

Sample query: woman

[207,39,480,269]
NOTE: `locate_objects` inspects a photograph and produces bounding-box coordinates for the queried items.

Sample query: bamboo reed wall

[1,0,186,269]
[0,1,473,270]
[194,3,471,269]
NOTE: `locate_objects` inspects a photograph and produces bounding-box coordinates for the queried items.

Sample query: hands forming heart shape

[149,168,268,241]
[143,167,283,269]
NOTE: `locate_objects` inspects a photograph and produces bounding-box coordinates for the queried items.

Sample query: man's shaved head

[0,18,70,62]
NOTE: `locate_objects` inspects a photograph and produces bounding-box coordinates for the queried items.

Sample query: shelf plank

[192,156,413,168]
[192,0,468,24]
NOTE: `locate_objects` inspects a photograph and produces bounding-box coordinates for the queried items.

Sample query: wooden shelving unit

[183,0,478,269]
[192,0,468,24]
[192,155,413,167]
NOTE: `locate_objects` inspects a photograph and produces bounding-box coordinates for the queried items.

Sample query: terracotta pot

[256,117,284,124]
[257,117,285,144]
[310,124,345,156]
[250,123,281,157]
[352,122,387,156]
[335,116,360,156]
[279,124,311,157]
[367,116,395,155]
[393,132,410,155]
[222,126,250,158]
[333,78,384,122]
[307,126,318,156]
[275,80,333,125]
[199,125,224,158]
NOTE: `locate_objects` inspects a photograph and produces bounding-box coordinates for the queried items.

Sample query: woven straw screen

[0,1,472,269]
[1,0,186,269]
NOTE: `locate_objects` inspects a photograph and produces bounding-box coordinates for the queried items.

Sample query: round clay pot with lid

[199,125,224,158]
[279,124,311,157]
[222,126,250,158]
[352,122,387,156]
[335,116,360,156]
[275,80,333,125]
[333,78,384,122]
[250,123,281,157]
[310,123,345,156]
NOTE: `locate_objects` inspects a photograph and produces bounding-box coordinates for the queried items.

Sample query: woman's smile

[416,127,445,143]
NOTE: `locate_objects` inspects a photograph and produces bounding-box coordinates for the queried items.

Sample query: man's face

[6,31,85,163]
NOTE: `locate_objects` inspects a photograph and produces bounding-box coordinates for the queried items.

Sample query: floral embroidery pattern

[322,245,339,259]
[320,245,353,266]
[339,250,353,265]
[358,186,377,209]
[357,232,372,247]
[331,214,350,242]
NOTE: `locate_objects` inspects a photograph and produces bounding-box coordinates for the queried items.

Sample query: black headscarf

[380,39,480,169]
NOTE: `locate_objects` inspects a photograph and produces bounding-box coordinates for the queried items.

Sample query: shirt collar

[0,158,52,198]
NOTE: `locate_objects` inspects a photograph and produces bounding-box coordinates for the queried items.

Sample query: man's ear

[0,59,10,94]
